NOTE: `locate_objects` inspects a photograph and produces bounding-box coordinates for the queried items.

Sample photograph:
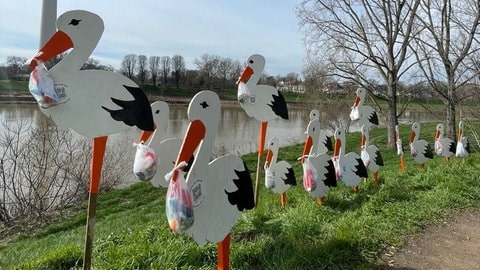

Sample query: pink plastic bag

[165,161,194,233]
[302,158,317,192]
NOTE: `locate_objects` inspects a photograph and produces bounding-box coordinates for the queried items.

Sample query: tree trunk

[387,95,397,148]
[446,86,456,140]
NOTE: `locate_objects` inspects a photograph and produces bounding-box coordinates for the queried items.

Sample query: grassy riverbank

[1,123,479,269]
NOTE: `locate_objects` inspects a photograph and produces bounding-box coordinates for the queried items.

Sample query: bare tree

[149,56,161,87]
[0,120,130,224]
[160,56,171,89]
[216,57,235,90]
[81,57,114,71]
[297,0,421,147]
[6,56,28,79]
[136,55,149,86]
[194,54,220,89]
[171,55,186,88]
[411,0,480,139]
[120,54,137,80]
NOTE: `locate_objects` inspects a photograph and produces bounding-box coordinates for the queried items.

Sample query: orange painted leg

[254,122,268,207]
[217,234,231,270]
[316,196,325,205]
[83,136,108,270]
[445,157,450,163]
[419,163,425,169]
[400,157,406,172]
[373,172,379,185]
[280,192,286,208]
[353,186,359,192]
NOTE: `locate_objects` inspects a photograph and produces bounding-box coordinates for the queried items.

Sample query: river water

[0,103,446,155]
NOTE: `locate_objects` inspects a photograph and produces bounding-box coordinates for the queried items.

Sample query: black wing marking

[448,141,456,154]
[369,111,379,125]
[424,143,434,159]
[282,167,297,186]
[324,135,333,152]
[101,85,154,131]
[465,138,471,153]
[268,92,289,120]
[322,159,337,187]
[354,157,369,178]
[374,149,384,166]
[225,162,254,211]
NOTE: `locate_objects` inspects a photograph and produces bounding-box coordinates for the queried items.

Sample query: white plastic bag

[165,161,194,233]
[237,82,255,104]
[264,166,275,189]
[349,106,360,121]
[132,142,158,181]
[302,157,317,192]
[361,149,370,167]
[28,61,59,108]
[396,139,404,156]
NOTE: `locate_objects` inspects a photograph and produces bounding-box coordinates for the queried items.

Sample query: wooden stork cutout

[349,87,379,129]
[409,122,433,168]
[396,125,406,172]
[171,90,254,270]
[28,10,154,269]
[434,123,456,163]
[360,125,384,184]
[456,121,470,158]
[264,137,297,208]
[236,54,289,207]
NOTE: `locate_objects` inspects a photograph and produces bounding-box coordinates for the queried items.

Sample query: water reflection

[0,103,449,156]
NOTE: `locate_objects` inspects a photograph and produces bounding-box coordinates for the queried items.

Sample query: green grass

[0,80,29,93]
[1,123,480,269]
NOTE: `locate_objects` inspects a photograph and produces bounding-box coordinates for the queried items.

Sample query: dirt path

[384,211,480,270]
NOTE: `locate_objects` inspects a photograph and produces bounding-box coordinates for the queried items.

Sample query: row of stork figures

[262,87,471,209]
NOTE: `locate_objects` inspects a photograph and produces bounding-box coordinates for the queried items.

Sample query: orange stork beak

[236,66,254,85]
[361,134,367,148]
[457,127,463,141]
[333,138,341,158]
[353,96,361,107]
[173,119,205,180]
[301,135,313,163]
[409,131,416,144]
[29,31,73,68]
[434,129,440,141]
[139,124,157,143]
[265,149,274,168]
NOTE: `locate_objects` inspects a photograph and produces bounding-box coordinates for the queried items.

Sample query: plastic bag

[165,161,194,233]
[28,61,62,108]
[361,149,370,167]
[456,140,468,158]
[264,166,275,189]
[302,157,317,192]
[396,139,404,156]
[237,82,255,104]
[333,157,343,181]
[132,142,158,181]
[349,106,359,121]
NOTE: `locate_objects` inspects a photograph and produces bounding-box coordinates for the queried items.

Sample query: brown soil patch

[384,211,480,270]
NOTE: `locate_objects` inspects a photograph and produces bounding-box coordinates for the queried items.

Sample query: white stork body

[434,123,456,162]
[333,128,368,188]
[349,88,378,129]
[456,121,470,158]
[301,118,336,203]
[360,125,383,183]
[172,90,254,246]
[409,122,433,168]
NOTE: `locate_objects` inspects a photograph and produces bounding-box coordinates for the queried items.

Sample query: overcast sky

[0,0,305,76]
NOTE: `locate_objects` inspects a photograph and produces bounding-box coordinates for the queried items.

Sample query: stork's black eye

[69,19,82,26]
[154,109,160,114]
[249,60,254,64]
[200,101,209,108]
[313,127,316,132]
